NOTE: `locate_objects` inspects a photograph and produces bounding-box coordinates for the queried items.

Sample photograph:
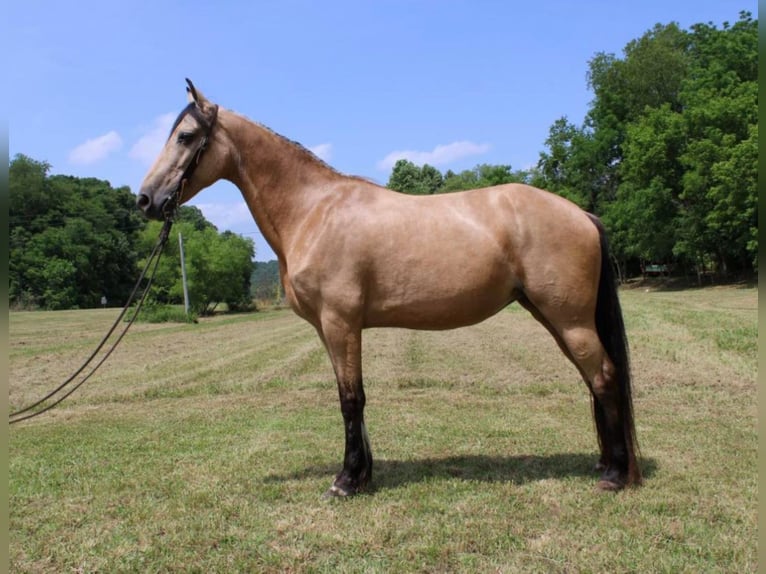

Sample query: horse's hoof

[595,478,624,492]
[322,484,353,499]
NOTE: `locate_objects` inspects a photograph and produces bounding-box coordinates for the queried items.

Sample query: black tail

[590,216,642,486]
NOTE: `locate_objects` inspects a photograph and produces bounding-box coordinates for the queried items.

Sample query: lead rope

[9,219,174,425]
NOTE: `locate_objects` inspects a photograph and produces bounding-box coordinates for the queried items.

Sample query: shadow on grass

[263,453,658,491]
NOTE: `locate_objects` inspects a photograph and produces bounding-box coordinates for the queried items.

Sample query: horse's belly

[363,267,519,330]
[365,300,511,330]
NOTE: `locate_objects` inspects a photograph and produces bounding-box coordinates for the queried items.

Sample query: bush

[127,303,198,324]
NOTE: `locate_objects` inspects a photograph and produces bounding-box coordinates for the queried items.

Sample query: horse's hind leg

[519,300,607,469]
[316,312,372,497]
[520,298,635,490]
[556,325,634,490]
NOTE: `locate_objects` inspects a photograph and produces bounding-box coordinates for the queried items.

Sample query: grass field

[9,285,757,573]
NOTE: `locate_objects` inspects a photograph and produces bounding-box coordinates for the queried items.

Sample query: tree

[251,260,283,303]
[536,118,608,211]
[10,155,146,309]
[138,210,256,315]
[10,155,52,306]
[602,104,685,266]
[176,204,217,231]
[675,12,757,274]
[419,164,444,194]
[9,154,52,230]
[441,164,525,193]
[386,159,442,194]
[538,11,757,278]
[387,160,530,196]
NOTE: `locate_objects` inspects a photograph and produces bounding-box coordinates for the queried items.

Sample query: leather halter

[163,103,219,220]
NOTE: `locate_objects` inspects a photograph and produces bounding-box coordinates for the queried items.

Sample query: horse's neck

[223,111,339,261]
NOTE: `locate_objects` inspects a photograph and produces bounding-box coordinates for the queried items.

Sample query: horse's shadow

[263,453,657,492]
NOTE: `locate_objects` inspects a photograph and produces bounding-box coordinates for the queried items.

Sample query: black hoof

[595,465,626,492]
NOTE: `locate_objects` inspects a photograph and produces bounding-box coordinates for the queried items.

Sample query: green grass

[128,303,199,324]
[9,286,757,572]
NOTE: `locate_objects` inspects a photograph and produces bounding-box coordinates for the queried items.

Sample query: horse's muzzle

[136,191,174,221]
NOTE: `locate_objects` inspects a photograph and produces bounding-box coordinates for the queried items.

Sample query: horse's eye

[177,131,193,144]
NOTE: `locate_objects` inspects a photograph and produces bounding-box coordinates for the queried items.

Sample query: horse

[137,79,641,496]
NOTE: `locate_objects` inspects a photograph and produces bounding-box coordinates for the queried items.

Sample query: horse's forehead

[167,104,199,139]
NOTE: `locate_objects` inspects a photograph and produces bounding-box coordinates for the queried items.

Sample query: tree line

[386,11,757,280]
[10,154,255,312]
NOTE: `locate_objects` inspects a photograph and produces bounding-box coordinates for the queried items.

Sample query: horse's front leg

[317,313,372,497]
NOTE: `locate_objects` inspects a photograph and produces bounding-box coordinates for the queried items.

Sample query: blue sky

[8,1,752,261]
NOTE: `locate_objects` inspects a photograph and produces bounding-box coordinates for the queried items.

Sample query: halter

[163,103,219,220]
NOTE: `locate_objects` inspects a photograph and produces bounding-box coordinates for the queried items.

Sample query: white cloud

[309,142,333,162]
[377,140,491,171]
[193,201,253,231]
[68,131,123,164]
[129,112,176,165]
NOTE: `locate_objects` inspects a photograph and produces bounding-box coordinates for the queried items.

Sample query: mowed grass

[9,285,757,573]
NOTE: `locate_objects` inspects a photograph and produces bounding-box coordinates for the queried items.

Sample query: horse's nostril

[136,193,151,211]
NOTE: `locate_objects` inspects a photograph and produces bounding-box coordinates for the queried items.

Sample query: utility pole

[178,232,190,316]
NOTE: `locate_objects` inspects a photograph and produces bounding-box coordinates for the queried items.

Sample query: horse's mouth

[136,190,177,221]
[160,194,178,220]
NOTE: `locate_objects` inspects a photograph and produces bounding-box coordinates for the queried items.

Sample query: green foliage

[386,159,443,194]
[175,204,217,231]
[129,302,198,324]
[251,260,283,303]
[588,22,689,124]
[387,160,530,195]
[535,11,757,278]
[39,259,78,310]
[441,163,526,192]
[674,14,758,272]
[536,118,610,211]
[9,156,257,313]
[10,154,146,309]
[138,212,256,316]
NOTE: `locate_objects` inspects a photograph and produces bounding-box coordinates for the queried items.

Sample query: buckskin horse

[137,79,641,496]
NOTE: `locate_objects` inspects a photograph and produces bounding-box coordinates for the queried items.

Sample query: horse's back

[359,183,599,329]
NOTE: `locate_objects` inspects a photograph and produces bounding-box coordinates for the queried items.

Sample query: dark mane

[175,104,376,185]
[255,119,337,171]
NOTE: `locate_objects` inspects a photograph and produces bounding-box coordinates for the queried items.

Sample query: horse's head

[137,79,226,220]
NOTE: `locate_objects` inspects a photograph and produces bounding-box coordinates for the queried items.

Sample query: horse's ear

[185,78,210,107]
[186,78,199,103]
